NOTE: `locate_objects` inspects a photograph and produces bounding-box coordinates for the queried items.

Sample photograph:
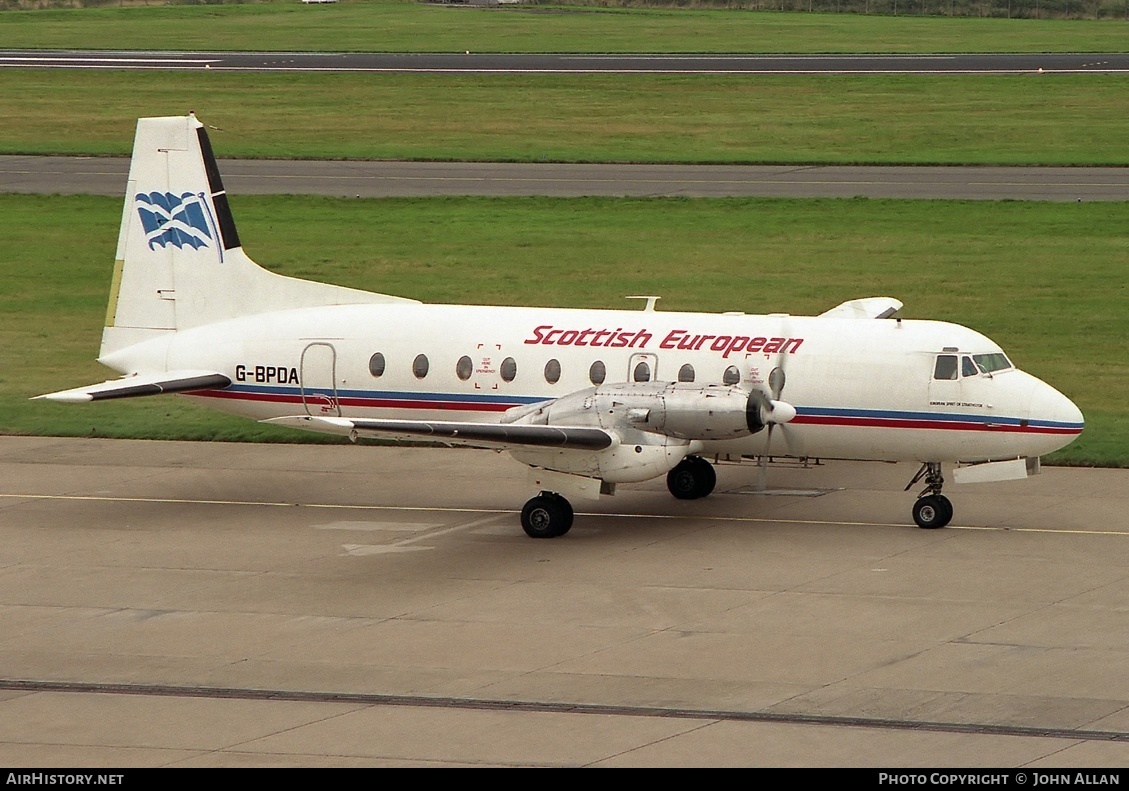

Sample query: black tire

[913,494,953,529]
[521,494,574,538]
[666,456,717,500]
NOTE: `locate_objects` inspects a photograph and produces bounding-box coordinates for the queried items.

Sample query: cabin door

[301,342,341,417]
[927,353,963,407]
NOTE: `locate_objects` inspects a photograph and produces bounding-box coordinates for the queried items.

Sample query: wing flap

[267,415,615,451]
[34,370,231,403]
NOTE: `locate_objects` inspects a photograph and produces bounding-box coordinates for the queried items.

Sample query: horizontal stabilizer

[819,297,903,320]
[34,370,231,403]
[267,416,615,451]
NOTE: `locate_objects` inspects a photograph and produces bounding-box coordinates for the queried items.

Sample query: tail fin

[101,113,412,359]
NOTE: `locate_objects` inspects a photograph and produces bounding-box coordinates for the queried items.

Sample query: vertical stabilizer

[101,113,413,360]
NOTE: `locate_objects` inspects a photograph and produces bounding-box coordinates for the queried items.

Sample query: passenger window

[368,352,385,378]
[500,357,517,383]
[589,360,606,386]
[962,356,978,378]
[413,354,429,379]
[633,361,651,382]
[769,367,786,395]
[722,365,741,385]
[933,355,958,380]
[544,359,561,385]
[678,363,695,383]
[456,355,472,381]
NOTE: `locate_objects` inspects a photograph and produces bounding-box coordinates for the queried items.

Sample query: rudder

[104,113,247,355]
[101,113,411,360]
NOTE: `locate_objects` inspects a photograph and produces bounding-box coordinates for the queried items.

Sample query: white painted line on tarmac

[315,520,444,532]
[337,513,508,554]
[2,492,1126,536]
[0,56,219,65]
[0,491,510,513]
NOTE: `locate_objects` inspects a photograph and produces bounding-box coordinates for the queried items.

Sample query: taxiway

[1,436,1127,766]
[4,157,1128,201]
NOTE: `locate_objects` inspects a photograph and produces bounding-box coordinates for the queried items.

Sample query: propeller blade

[757,317,795,490]
[757,423,773,491]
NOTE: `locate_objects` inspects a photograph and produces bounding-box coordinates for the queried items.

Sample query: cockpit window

[973,353,1013,373]
[962,356,978,378]
[933,355,958,381]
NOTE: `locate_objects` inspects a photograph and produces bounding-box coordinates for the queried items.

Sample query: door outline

[928,352,962,407]
[300,342,340,416]
[628,352,659,383]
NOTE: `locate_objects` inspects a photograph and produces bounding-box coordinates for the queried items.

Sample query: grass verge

[2,3,1129,54]
[3,71,1129,165]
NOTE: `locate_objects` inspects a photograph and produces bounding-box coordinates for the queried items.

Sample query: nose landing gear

[906,462,953,529]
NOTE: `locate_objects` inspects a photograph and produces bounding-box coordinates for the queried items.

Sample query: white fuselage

[102,301,1084,466]
[41,114,1087,536]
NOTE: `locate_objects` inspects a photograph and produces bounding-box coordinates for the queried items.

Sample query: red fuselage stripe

[188,389,1082,436]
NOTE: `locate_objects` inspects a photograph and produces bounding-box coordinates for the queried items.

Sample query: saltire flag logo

[136,191,213,250]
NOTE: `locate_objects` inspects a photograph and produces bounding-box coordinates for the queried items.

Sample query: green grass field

[2,194,1124,465]
[3,3,1128,54]
[3,70,1129,165]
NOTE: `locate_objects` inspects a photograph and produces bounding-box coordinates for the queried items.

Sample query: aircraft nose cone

[1029,381,1084,445]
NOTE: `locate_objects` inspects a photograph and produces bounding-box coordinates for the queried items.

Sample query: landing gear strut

[905,462,953,529]
[520,492,574,538]
[666,455,717,500]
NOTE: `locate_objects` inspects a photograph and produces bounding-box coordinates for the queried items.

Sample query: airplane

[36,113,1085,538]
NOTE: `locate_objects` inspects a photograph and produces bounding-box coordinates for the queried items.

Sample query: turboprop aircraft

[36,114,1085,538]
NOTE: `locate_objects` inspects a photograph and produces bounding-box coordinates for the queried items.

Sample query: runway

[1,435,1127,766]
[3,50,1129,74]
[5,156,1128,201]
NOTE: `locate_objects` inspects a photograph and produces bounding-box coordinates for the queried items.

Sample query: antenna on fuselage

[626,295,661,312]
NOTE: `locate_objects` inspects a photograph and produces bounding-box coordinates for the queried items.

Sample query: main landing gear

[521,492,574,539]
[520,455,720,539]
[666,455,717,500]
[905,462,953,529]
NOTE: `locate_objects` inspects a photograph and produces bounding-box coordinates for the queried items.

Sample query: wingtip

[32,391,94,403]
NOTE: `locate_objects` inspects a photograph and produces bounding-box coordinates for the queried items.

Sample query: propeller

[755,330,799,491]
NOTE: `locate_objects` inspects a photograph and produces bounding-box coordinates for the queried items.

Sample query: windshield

[973,353,1013,374]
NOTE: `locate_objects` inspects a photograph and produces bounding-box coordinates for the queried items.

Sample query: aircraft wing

[34,371,231,403]
[818,297,903,320]
[266,415,615,451]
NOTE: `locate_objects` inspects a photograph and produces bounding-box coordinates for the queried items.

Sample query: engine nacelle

[510,441,693,484]
[504,381,790,442]
[620,382,759,440]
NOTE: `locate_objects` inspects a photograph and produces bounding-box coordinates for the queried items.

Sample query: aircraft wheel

[912,494,953,529]
[666,456,717,500]
[521,493,574,539]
